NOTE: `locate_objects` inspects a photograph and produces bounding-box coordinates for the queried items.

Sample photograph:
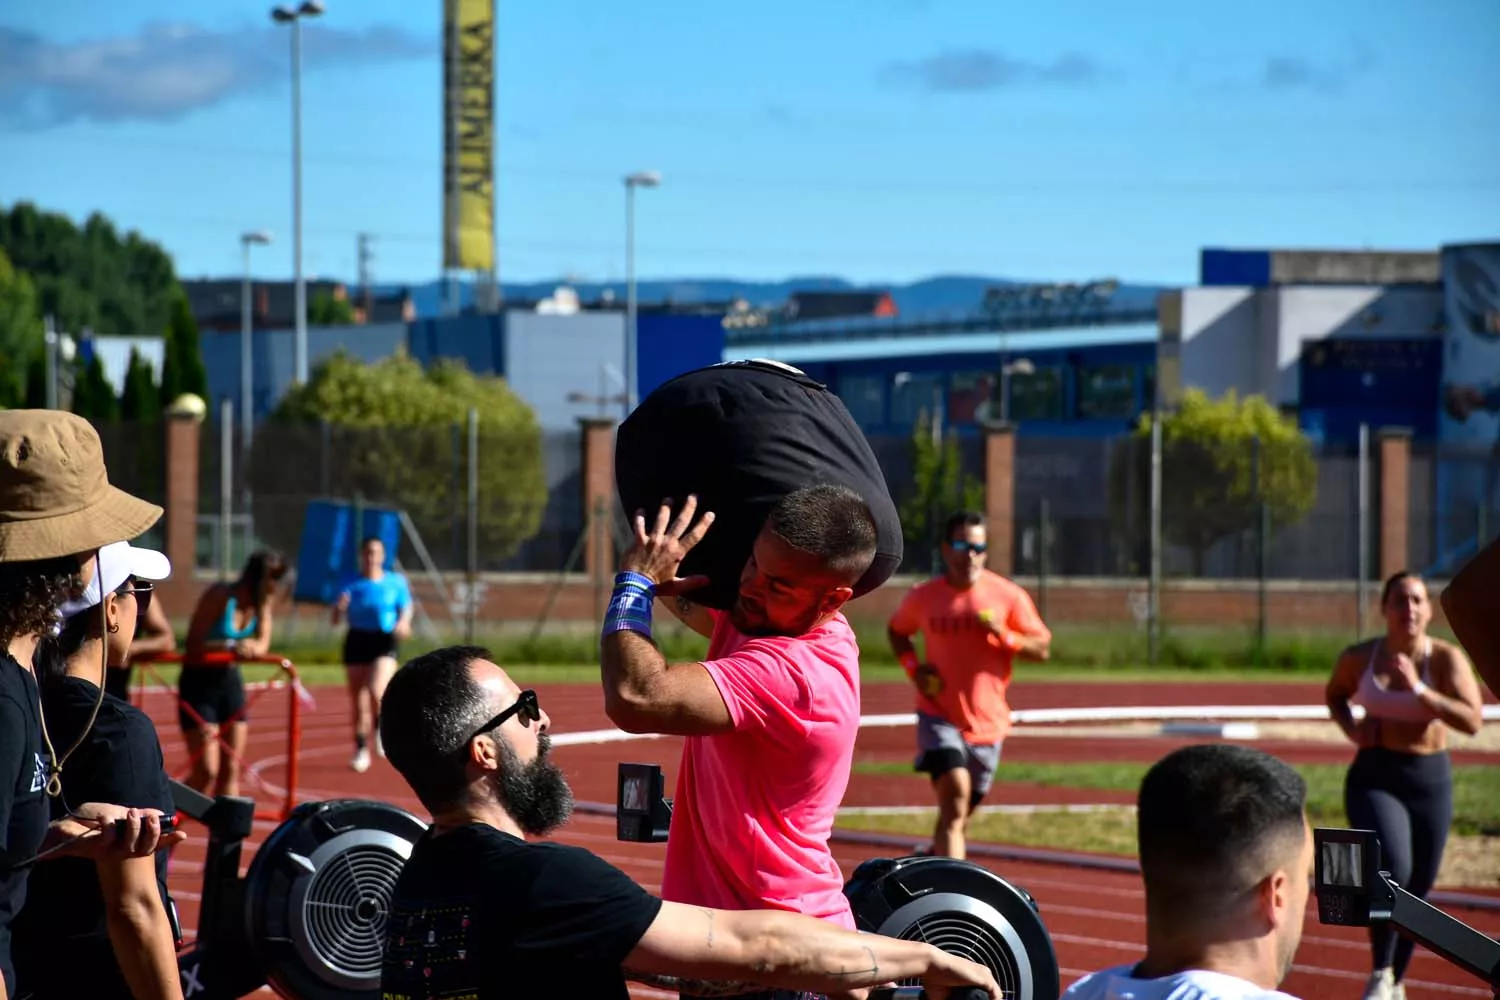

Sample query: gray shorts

[913,711,1004,798]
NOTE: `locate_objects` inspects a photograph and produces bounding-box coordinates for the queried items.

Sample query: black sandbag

[615,359,902,611]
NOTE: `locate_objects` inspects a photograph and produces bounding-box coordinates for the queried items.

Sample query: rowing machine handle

[867,989,993,1000]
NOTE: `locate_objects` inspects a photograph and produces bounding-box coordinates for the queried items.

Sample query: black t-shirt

[381,823,664,999]
[11,676,175,1000]
[0,654,48,998]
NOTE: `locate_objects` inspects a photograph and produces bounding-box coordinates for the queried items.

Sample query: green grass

[851,760,1500,835]
[176,657,1330,692]
[836,808,1142,858]
[134,660,615,689]
[251,622,1358,681]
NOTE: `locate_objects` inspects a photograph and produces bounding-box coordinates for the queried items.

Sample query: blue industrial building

[185,290,1163,446]
[176,247,1463,453]
[731,326,1159,439]
[719,284,1163,439]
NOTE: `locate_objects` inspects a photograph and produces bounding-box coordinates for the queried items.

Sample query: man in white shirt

[1064,744,1314,1000]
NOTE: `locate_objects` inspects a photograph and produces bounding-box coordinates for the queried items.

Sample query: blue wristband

[615,571,656,594]
[604,572,656,639]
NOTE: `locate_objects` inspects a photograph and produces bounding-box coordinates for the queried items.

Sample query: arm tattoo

[830,946,880,979]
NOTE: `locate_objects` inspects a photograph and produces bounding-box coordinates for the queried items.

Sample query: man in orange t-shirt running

[887,510,1052,860]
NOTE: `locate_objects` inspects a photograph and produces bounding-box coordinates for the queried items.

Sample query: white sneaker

[351,747,371,773]
[1364,969,1395,1000]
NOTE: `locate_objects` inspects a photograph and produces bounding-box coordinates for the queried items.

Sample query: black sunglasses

[119,578,154,614]
[950,541,988,554]
[470,690,541,741]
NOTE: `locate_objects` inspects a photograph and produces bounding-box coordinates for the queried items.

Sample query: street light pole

[240,231,273,463]
[623,170,661,418]
[272,0,324,386]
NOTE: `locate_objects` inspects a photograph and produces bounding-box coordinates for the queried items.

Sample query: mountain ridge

[380,274,1172,319]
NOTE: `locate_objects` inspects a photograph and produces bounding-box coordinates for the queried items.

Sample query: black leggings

[1343,747,1453,981]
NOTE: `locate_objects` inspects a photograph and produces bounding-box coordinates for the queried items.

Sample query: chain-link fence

[91,414,1494,647]
[1011,433,1370,582]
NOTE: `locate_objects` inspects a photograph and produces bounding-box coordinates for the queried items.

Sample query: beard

[730,599,817,638]
[493,731,575,837]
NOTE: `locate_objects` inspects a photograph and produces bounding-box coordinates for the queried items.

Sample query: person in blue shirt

[332,536,412,773]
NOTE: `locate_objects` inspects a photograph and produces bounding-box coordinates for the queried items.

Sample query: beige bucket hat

[0,409,163,563]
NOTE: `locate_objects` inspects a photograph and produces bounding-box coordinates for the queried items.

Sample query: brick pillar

[983,424,1016,577]
[579,417,617,583]
[1377,427,1412,582]
[160,405,203,618]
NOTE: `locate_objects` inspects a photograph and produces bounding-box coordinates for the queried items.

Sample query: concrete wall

[503,312,627,432]
[1175,285,1444,409]
[200,322,407,423]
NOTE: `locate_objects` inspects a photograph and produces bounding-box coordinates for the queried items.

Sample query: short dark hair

[765,484,879,583]
[1137,744,1308,926]
[379,645,495,814]
[943,510,985,542]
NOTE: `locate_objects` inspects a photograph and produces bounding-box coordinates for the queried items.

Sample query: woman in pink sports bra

[1325,571,1484,1000]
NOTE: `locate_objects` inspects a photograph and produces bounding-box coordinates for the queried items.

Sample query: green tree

[898,409,986,570]
[1109,388,1318,575]
[119,347,161,421]
[0,248,42,408]
[22,346,47,408]
[69,352,120,422]
[0,202,178,337]
[159,291,208,403]
[309,292,355,326]
[249,350,547,567]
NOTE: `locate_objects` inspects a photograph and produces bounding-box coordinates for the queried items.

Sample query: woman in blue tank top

[332,536,412,774]
[178,550,287,798]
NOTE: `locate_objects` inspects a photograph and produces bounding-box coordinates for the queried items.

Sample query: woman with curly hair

[0,410,185,1000]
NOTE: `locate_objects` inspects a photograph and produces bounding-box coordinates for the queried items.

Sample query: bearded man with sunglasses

[377,646,1000,1000]
[887,510,1052,861]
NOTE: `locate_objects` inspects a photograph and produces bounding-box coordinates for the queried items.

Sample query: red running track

[137,679,1498,1000]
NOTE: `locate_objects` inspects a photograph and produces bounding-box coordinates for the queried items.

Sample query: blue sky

[3,0,1497,289]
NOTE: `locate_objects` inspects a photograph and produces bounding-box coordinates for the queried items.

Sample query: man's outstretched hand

[621,495,716,597]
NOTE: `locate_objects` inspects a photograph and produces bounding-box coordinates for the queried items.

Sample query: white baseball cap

[59,540,172,619]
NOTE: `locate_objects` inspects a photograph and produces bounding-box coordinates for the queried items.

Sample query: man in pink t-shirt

[598,485,879,960]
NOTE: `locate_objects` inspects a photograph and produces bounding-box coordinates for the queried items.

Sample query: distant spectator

[332,535,412,774]
[179,550,288,798]
[887,509,1052,860]
[1326,571,1483,1000]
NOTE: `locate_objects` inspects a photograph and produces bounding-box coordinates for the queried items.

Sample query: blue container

[292,499,403,604]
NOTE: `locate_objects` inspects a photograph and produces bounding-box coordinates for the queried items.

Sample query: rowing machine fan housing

[844,855,1060,1000]
[243,798,429,999]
